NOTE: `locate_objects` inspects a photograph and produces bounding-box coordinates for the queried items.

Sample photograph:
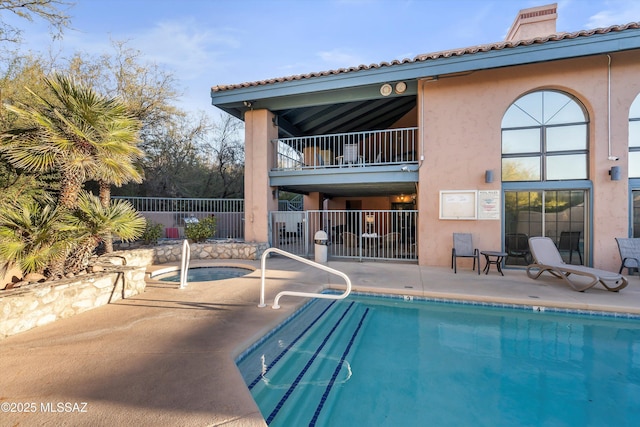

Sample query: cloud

[131,18,241,80]
[585,0,640,28]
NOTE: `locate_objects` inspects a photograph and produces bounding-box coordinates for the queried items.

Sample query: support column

[244,109,279,243]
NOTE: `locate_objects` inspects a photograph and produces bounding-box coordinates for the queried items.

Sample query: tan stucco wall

[418,51,639,271]
[243,51,639,271]
[244,109,278,243]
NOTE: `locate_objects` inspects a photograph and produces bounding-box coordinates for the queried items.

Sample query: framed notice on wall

[478,190,501,220]
[439,190,477,220]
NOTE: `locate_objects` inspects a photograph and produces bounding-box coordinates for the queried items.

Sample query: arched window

[629,95,640,178]
[501,90,589,181]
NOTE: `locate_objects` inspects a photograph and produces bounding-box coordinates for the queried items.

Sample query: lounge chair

[526,236,628,292]
[451,233,480,274]
[615,237,640,275]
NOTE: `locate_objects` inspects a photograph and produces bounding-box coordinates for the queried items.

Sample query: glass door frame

[502,180,593,266]
[628,178,640,237]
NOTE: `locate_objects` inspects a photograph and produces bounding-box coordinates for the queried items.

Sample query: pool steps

[238,299,368,425]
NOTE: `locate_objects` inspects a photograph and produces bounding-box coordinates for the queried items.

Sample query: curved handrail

[259,247,352,309]
[179,239,191,289]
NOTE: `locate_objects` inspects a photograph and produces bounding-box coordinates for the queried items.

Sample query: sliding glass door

[504,190,587,266]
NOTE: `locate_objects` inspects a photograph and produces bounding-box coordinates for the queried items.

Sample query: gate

[269,210,418,261]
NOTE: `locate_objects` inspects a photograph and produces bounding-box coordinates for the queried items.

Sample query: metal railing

[278,194,303,211]
[269,210,418,261]
[273,127,419,170]
[113,196,244,240]
[179,239,191,289]
[114,196,244,213]
[259,247,352,309]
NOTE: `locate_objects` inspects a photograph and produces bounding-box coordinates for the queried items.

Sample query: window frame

[501,90,589,182]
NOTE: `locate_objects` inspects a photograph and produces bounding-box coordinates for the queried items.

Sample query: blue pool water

[236,294,640,427]
[157,266,252,282]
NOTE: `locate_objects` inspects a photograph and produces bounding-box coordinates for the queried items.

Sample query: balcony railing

[273,127,419,170]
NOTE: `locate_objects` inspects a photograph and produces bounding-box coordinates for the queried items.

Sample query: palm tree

[61,191,146,274]
[94,123,144,252]
[1,73,143,210]
[1,73,144,268]
[0,199,71,277]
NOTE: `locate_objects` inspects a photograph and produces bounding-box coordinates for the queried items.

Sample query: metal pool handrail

[259,247,352,309]
[180,239,191,289]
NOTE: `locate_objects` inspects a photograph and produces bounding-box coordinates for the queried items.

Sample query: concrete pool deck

[2,257,640,426]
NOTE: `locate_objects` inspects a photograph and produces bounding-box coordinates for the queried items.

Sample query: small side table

[481,251,508,276]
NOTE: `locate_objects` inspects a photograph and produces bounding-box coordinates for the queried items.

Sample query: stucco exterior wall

[418,52,638,271]
[244,109,279,243]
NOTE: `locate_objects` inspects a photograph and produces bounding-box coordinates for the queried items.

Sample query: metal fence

[274,127,419,170]
[269,210,418,261]
[113,196,244,240]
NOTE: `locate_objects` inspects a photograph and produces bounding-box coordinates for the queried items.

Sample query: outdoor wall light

[485,169,494,183]
[609,166,621,181]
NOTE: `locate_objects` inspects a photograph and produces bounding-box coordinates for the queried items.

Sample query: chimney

[505,3,557,41]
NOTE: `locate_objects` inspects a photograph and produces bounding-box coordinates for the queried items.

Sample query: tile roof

[211,22,640,93]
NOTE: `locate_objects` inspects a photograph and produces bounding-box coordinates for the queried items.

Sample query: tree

[1,73,144,275]
[1,73,142,210]
[0,0,72,45]
[0,198,70,276]
[64,40,182,136]
[133,113,205,197]
[62,192,146,274]
[201,113,244,198]
[127,112,245,198]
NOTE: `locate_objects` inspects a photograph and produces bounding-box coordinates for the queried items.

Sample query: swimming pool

[236,294,640,426]
[156,266,253,282]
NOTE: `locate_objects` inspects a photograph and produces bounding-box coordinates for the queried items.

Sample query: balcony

[274,127,418,170]
[270,128,419,197]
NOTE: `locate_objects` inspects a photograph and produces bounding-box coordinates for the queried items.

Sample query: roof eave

[211,27,640,113]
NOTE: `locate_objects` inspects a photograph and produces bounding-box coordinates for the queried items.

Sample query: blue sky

[6,0,640,115]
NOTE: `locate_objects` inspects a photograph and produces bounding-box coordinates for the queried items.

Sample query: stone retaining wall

[0,241,268,339]
[151,241,269,264]
[0,266,146,339]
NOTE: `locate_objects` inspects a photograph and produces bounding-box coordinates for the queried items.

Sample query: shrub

[141,221,164,245]
[185,216,217,243]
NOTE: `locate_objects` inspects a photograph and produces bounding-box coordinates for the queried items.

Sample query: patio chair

[505,233,532,265]
[526,236,628,292]
[615,237,640,275]
[451,233,480,274]
[558,231,582,265]
[274,222,286,245]
[380,232,400,257]
[337,144,363,166]
[341,231,359,256]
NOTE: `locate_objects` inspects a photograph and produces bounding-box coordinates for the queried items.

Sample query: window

[502,91,589,182]
[629,95,640,178]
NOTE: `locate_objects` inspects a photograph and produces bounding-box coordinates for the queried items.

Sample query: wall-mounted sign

[439,190,477,220]
[478,190,501,220]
